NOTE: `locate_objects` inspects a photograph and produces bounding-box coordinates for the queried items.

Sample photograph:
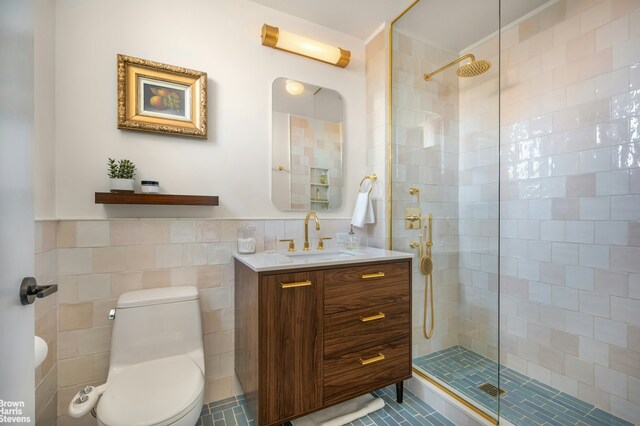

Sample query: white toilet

[69,286,205,426]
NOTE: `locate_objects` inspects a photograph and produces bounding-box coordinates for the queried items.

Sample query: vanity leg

[396,381,404,404]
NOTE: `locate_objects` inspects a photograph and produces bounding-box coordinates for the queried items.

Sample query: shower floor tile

[197,385,455,426]
[414,345,634,426]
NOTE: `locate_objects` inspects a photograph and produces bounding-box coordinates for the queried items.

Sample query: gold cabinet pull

[358,353,385,365]
[280,280,312,289]
[358,312,386,322]
[361,272,385,279]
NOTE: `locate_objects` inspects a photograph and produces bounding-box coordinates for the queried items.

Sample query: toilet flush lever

[108,309,116,320]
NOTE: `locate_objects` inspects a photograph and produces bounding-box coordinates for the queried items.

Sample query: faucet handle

[318,237,332,251]
[279,239,296,252]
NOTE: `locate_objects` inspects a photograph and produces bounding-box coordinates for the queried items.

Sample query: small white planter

[110,178,135,193]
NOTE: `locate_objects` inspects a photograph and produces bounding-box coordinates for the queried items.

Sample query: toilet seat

[97,355,204,426]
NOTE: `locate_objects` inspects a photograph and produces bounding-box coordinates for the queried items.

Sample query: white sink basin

[285,250,357,260]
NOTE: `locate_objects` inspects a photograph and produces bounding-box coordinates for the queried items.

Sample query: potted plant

[108,158,136,193]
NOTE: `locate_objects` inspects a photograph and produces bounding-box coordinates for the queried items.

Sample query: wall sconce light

[261,24,351,68]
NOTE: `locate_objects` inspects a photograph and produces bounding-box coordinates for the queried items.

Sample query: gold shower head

[424,53,491,81]
[457,59,491,78]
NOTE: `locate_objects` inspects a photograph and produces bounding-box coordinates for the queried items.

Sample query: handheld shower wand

[421,214,435,340]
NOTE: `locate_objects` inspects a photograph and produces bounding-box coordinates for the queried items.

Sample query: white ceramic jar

[140,180,159,193]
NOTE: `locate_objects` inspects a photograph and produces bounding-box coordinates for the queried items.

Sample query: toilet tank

[109,287,203,371]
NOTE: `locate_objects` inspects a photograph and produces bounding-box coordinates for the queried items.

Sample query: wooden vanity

[234,248,412,426]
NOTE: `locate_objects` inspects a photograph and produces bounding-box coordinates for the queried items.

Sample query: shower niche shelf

[310,167,330,210]
[95,192,219,206]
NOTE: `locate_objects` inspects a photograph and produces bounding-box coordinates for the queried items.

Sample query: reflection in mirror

[271,78,343,211]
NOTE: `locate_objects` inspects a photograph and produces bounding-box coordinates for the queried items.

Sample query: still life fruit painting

[117,54,207,138]
[143,83,186,117]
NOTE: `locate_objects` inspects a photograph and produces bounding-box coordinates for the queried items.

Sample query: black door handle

[20,277,58,305]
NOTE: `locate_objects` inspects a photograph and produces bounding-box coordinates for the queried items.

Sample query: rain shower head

[423,53,491,81]
[456,58,491,77]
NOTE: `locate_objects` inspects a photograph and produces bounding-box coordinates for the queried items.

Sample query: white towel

[351,189,374,228]
[291,394,385,426]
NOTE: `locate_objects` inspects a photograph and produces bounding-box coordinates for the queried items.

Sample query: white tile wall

[34,221,58,426]
[391,29,464,359]
[466,1,639,422]
[389,1,640,422]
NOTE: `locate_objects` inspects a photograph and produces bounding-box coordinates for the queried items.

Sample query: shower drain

[478,382,506,397]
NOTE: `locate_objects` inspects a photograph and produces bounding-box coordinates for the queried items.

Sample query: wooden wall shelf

[95,192,219,206]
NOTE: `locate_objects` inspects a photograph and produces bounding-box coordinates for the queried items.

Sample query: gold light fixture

[261,24,351,68]
[285,79,305,95]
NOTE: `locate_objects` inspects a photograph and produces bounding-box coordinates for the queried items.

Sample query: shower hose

[422,254,435,340]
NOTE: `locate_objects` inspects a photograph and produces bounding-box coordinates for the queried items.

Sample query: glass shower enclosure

[391,0,501,419]
[390,0,640,425]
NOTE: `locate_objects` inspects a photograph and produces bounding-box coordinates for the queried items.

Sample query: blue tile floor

[197,385,455,426]
[414,345,634,426]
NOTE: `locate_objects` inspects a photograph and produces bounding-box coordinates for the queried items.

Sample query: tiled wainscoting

[34,221,59,426]
[34,218,358,425]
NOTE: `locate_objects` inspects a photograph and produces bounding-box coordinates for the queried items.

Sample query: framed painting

[117,54,207,138]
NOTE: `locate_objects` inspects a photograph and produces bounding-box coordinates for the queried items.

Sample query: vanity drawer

[324,302,409,359]
[323,337,410,406]
[324,261,410,315]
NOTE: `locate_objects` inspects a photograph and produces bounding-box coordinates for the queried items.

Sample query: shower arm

[423,53,476,81]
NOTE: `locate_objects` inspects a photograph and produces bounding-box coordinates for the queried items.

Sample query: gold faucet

[304,211,321,251]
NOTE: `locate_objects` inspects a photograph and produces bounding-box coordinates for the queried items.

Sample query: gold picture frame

[117,54,207,138]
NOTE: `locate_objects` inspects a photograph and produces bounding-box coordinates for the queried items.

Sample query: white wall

[53,0,366,219]
[34,0,55,219]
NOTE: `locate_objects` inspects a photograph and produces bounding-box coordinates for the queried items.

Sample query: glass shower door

[392,1,640,425]
[390,0,501,419]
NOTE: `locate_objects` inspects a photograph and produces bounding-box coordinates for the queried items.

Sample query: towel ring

[359,174,377,195]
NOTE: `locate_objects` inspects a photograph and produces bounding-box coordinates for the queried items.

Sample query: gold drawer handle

[280,280,312,289]
[358,312,386,322]
[358,353,385,365]
[361,272,385,279]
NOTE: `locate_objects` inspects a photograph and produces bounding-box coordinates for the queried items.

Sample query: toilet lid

[97,355,204,426]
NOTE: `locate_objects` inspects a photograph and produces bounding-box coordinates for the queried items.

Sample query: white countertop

[233,246,413,272]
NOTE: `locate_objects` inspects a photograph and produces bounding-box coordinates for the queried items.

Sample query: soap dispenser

[347,225,359,249]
